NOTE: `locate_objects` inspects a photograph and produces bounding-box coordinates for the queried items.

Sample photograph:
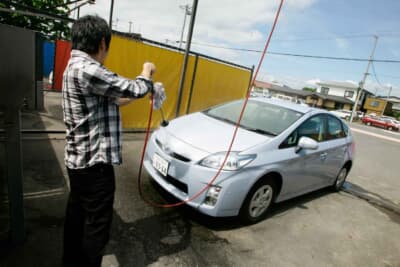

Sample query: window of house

[321,87,329,95]
[344,90,354,98]
[370,100,380,107]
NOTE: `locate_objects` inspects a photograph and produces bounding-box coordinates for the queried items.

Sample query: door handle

[320,152,328,159]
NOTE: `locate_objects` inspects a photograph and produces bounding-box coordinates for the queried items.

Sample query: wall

[104,35,251,129]
[344,103,352,110]
[51,34,251,129]
[363,97,386,113]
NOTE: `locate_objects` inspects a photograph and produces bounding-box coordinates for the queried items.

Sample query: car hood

[156,112,271,160]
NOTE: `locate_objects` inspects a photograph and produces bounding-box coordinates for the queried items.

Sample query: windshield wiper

[205,113,236,125]
[242,126,277,136]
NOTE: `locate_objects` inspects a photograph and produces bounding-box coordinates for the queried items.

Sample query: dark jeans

[63,163,115,267]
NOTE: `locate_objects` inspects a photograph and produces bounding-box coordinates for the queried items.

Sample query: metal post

[175,0,198,117]
[179,5,191,49]
[109,0,114,29]
[4,109,25,244]
[247,65,255,95]
[186,54,199,114]
[350,35,378,122]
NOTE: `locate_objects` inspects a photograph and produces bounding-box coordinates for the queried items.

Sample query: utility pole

[350,35,378,123]
[175,0,198,117]
[129,21,133,33]
[179,4,192,49]
[109,0,114,29]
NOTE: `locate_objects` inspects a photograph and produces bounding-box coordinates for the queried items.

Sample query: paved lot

[0,93,400,266]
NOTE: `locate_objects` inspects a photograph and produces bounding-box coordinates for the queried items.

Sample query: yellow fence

[104,34,252,129]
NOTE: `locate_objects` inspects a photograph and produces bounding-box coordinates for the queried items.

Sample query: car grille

[155,138,191,162]
[162,174,188,194]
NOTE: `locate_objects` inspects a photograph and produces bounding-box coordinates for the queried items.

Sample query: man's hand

[142,62,156,79]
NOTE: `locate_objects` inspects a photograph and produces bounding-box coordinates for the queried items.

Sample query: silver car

[144,97,355,223]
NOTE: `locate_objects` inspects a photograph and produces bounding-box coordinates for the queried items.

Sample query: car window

[326,115,345,140]
[204,100,304,136]
[280,115,326,149]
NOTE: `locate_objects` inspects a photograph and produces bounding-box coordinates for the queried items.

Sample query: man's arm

[83,62,155,99]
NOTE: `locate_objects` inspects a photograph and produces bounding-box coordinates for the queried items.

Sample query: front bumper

[143,134,257,217]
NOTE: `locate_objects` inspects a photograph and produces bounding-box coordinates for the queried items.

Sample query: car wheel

[366,122,371,126]
[388,126,393,131]
[332,167,348,191]
[239,179,276,224]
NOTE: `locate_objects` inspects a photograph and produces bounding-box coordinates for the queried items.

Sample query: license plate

[152,153,169,177]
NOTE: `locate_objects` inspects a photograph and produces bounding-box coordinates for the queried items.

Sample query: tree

[0,0,71,40]
[302,87,317,93]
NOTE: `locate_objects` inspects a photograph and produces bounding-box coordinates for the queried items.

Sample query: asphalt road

[0,119,400,266]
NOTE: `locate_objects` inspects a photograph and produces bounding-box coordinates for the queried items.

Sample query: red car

[362,116,399,131]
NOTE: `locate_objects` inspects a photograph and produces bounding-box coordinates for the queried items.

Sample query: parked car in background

[330,109,352,120]
[362,116,399,131]
[382,116,400,128]
[144,97,355,223]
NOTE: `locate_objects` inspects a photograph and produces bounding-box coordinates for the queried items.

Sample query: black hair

[71,15,111,54]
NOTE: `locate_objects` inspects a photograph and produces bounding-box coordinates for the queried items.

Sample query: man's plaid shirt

[62,50,153,169]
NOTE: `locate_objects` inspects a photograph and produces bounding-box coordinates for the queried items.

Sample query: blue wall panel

[43,41,55,77]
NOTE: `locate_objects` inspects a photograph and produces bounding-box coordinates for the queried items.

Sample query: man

[62,15,160,267]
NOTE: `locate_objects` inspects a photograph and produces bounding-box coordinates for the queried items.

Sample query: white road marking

[351,127,400,143]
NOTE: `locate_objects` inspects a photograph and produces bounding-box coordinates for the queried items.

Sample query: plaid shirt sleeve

[82,62,154,98]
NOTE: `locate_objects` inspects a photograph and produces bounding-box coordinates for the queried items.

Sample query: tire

[331,167,348,192]
[388,126,393,131]
[239,179,276,224]
[366,122,371,126]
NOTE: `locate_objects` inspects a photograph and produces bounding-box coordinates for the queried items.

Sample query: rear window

[203,100,304,136]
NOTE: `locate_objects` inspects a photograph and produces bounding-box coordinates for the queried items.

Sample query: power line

[189,41,400,63]
[371,61,385,88]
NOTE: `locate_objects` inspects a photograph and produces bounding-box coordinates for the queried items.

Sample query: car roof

[250,96,314,114]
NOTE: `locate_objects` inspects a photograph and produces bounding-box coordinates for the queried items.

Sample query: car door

[321,115,348,185]
[278,114,328,198]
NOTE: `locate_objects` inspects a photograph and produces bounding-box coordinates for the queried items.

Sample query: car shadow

[150,179,336,231]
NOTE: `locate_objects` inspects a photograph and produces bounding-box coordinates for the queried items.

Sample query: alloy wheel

[248,185,273,218]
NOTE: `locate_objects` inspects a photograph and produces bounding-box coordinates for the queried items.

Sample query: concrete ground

[0,92,399,267]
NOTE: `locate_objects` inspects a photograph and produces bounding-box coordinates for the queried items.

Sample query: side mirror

[295,136,318,153]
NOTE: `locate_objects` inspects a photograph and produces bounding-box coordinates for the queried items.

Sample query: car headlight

[199,152,256,171]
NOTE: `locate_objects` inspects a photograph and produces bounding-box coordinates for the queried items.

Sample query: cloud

[306,79,320,86]
[335,37,349,49]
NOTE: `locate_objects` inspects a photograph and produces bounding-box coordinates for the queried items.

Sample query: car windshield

[203,100,304,136]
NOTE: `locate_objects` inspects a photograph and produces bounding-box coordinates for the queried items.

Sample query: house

[253,81,310,103]
[378,96,400,112]
[305,93,354,110]
[315,80,374,111]
[363,97,392,116]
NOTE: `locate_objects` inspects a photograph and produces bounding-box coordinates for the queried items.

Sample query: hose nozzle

[160,108,169,127]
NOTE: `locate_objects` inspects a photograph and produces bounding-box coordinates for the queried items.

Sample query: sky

[76,0,400,97]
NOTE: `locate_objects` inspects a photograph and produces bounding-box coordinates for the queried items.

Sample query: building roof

[317,80,359,89]
[310,93,354,104]
[254,80,311,97]
[378,96,400,103]
[254,80,273,89]
[269,85,312,97]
